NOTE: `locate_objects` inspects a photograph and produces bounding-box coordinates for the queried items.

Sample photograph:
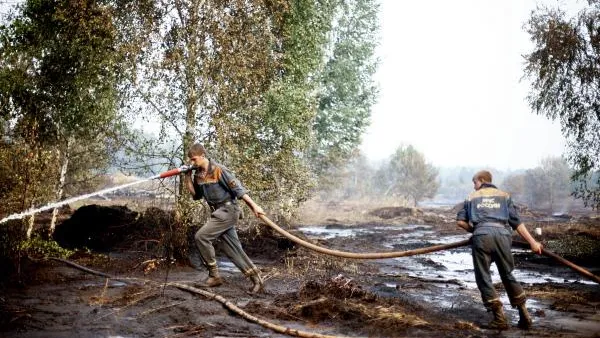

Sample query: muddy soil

[1,202,599,338]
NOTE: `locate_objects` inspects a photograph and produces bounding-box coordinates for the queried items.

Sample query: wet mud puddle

[298,224,600,335]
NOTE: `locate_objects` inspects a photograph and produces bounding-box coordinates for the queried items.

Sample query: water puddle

[308,222,600,333]
[297,224,597,305]
[298,226,366,239]
[82,281,127,288]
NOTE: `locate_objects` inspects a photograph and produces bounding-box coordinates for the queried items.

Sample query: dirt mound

[262,274,440,337]
[370,206,423,219]
[238,223,299,262]
[53,205,141,251]
[51,204,295,266]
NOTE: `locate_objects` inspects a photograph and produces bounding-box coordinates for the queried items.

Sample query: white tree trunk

[26,204,35,239]
[50,140,71,235]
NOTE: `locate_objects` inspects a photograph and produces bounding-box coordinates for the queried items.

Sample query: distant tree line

[502,157,578,213]
[320,144,439,207]
[325,153,586,214]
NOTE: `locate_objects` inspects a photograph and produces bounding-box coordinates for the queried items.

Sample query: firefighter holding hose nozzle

[456,170,543,330]
[182,143,265,293]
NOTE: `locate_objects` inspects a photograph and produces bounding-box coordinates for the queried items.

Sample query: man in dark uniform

[456,170,542,330]
[184,143,265,293]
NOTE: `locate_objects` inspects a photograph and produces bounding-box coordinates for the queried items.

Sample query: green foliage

[0,219,71,280]
[311,0,379,181]
[19,237,73,259]
[0,141,60,217]
[314,150,375,200]
[524,1,600,208]
[1,0,122,141]
[0,0,130,212]
[382,145,439,206]
[0,220,26,267]
[124,0,291,177]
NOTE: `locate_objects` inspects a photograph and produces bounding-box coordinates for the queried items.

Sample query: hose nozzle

[159,165,197,178]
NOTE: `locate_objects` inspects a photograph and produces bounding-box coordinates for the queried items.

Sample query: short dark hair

[473,170,492,183]
[187,143,207,158]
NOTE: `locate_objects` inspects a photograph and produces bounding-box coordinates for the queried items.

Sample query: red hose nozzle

[159,165,196,178]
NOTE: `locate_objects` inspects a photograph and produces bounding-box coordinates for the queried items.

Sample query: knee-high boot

[488,300,509,330]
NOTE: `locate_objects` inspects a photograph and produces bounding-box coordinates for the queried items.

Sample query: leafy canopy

[524,1,600,208]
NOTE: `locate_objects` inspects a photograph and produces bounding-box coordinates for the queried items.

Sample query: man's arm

[457,220,474,233]
[515,223,543,254]
[241,194,265,218]
[456,200,473,233]
[184,171,195,195]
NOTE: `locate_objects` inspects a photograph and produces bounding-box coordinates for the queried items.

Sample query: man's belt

[208,200,233,211]
[476,222,509,229]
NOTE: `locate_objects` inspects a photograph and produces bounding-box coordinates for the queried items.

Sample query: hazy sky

[360,0,580,170]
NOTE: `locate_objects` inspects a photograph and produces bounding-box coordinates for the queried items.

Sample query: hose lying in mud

[259,215,600,284]
[49,257,342,338]
[258,214,471,258]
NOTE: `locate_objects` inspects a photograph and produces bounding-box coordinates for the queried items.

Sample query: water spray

[0,165,195,224]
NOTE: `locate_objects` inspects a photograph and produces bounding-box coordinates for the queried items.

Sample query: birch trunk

[50,140,71,235]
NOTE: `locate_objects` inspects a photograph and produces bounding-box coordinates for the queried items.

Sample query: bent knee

[195,230,211,242]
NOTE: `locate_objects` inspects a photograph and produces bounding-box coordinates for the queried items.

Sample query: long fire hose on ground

[159,165,598,283]
[46,216,599,338]
[258,214,471,259]
[258,215,600,284]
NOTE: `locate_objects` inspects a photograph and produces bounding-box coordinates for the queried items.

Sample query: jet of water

[0,174,160,225]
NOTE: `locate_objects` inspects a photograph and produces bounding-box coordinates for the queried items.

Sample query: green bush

[19,237,73,259]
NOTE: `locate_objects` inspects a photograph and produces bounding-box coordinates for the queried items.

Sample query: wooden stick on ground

[49,257,345,338]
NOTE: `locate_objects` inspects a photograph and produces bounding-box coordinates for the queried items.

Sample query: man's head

[187,143,208,167]
[472,170,492,190]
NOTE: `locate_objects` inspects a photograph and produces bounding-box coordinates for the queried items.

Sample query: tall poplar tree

[311,0,379,182]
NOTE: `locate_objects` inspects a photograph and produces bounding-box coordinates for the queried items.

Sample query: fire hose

[259,214,471,258]
[157,165,600,284]
[258,214,600,284]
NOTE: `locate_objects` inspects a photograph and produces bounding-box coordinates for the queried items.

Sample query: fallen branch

[49,257,345,338]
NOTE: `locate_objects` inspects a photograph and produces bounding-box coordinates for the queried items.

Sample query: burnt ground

[1,200,599,338]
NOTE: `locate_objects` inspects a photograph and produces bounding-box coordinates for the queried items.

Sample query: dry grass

[530,219,600,239]
[281,253,363,278]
